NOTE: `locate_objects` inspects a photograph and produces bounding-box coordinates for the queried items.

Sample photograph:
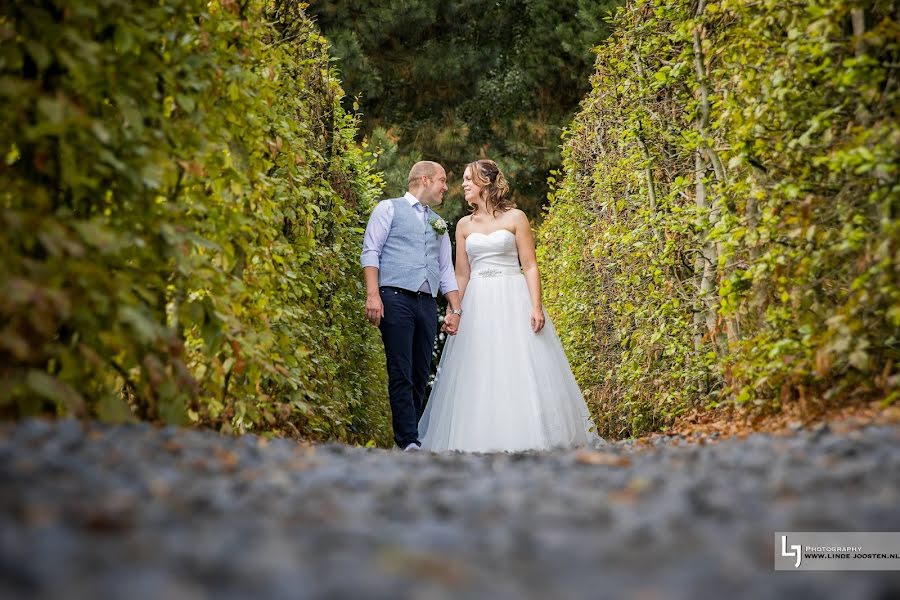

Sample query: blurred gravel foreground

[2,419,900,599]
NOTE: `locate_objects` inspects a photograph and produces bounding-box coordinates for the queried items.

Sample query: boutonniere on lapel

[429,216,448,235]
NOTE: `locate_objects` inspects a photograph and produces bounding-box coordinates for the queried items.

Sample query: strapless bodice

[465,229,521,275]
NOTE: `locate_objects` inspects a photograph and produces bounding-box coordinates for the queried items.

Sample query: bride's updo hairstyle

[466,159,514,216]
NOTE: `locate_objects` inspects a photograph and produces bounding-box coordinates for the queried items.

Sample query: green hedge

[1,0,391,444]
[539,0,899,438]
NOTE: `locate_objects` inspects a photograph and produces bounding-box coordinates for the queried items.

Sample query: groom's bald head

[407,161,443,188]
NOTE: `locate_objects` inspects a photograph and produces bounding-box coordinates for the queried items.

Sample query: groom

[361,161,462,451]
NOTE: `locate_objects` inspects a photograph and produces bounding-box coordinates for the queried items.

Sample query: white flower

[430,216,448,235]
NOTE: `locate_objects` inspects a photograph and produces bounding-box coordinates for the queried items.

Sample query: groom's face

[421,168,448,207]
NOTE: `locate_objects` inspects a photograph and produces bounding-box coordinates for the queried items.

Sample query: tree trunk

[691,0,720,349]
[693,150,714,351]
[851,8,865,57]
[636,134,662,242]
[691,0,733,349]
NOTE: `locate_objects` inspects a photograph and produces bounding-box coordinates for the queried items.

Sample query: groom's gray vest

[379,198,442,296]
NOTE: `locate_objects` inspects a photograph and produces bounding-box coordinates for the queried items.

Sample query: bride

[418,159,601,452]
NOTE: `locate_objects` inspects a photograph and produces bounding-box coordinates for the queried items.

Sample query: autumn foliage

[1,0,391,443]
[539,0,899,438]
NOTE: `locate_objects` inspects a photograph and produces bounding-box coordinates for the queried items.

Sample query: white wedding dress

[418,229,601,452]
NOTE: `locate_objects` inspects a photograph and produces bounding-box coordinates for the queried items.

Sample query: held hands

[365,294,384,327]
[531,307,545,333]
[443,312,461,335]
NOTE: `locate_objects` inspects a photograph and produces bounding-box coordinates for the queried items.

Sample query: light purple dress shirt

[361,192,458,295]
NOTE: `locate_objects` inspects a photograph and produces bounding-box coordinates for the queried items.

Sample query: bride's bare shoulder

[507,208,530,228]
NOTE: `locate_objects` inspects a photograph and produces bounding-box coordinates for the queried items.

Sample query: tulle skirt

[418,272,600,453]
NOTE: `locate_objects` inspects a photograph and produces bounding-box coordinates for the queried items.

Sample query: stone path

[2,418,900,599]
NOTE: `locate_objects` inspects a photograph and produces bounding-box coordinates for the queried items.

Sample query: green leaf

[175,93,196,113]
[26,371,85,414]
[37,96,66,124]
[25,41,53,71]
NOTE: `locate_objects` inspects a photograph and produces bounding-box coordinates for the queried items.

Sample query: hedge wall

[539,0,899,438]
[1,0,391,444]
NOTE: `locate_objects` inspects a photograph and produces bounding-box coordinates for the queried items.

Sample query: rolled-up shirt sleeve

[438,233,459,294]
[360,201,393,269]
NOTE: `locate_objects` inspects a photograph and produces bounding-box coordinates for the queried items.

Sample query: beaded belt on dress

[472,266,523,278]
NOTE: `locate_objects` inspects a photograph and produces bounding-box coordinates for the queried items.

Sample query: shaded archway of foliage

[1,0,391,445]
[307,0,621,221]
[539,0,899,439]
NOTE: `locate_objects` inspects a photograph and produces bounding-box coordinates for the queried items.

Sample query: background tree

[307,0,621,220]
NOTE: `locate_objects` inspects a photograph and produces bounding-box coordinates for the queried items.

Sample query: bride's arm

[454,217,471,302]
[513,210,545,333]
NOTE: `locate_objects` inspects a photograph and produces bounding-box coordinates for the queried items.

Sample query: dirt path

[2,418,899,599]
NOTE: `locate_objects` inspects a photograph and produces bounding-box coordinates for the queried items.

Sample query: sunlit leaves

[540,0,899,438]
[1,0,391,445]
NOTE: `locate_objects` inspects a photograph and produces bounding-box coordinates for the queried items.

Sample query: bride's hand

[443,313,460,335]
[530,307,545,333]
